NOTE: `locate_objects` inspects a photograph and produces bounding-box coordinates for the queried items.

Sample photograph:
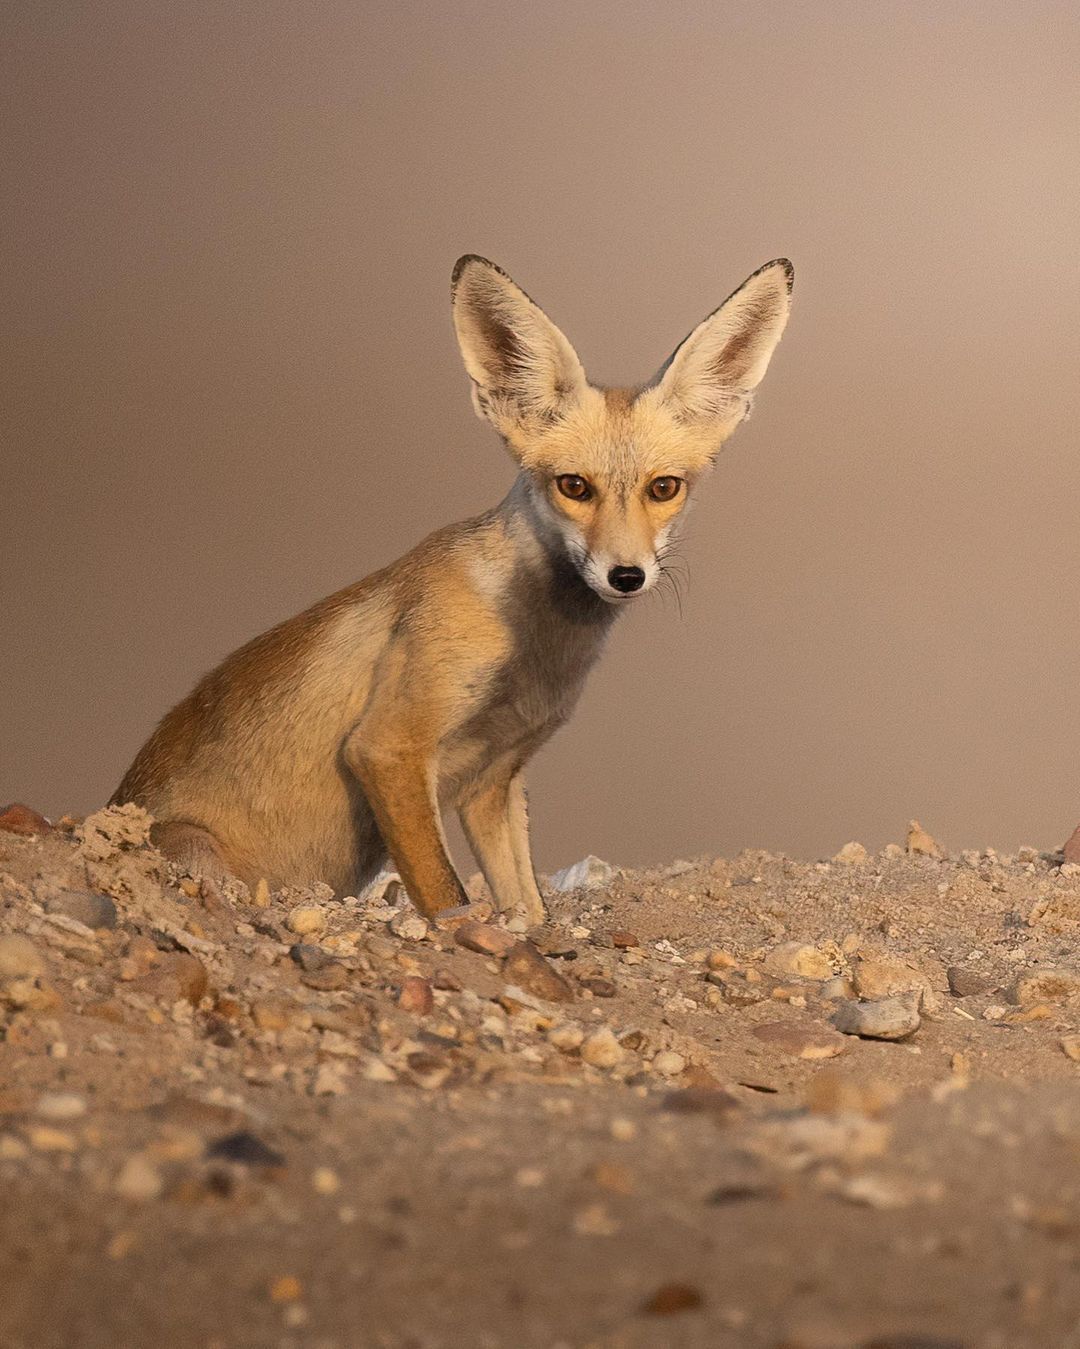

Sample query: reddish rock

[134,952,208,1006]
[640,1283,704,1316]
[432,967,463,991]
[504,941,575,1002]
[1064,823,1080,863]
[398,976,434,1015]
[609,929,640,949]
[577,975,617,998]
[454,921,517,957]
[0,803,53,836]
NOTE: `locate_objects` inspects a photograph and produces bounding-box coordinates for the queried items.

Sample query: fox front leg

[345,732,467,919]
[458,763,545,926]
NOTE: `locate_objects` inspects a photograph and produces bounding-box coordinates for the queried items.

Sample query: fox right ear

[451,256,588,445]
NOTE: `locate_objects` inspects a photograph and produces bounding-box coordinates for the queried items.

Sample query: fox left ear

[451,255,589,445]
[651,259,793,438]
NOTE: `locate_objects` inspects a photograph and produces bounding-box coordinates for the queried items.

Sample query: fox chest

[438,624,608,792]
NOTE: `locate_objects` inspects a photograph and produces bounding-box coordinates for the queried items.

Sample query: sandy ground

[4,805,1080,1349]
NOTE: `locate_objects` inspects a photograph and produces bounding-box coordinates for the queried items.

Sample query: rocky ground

[5,806,1080,1348]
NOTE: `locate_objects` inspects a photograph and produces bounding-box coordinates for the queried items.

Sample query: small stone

[0,935,46,979]
[610,1117,637,1141]
[515,1165,545,1187]
[882,842,905,860]
[764,941,833,981]
[834,842,869,865]
[906,819,943,857]
[287,906,326,936]
[851,955,926,1001]
[947,966,989,998]
[609,929,640,949]
[640,1283,704,1316]
[397,976,434,1015]
[454,921,517,956]
[112,1154,163,1200]
[252,877,271,907]
[0,1135,28,1160]
[1060,1035,1080,1062]
[431,968,463,991]
[548,856,616,893]
[134,952,208,1006]
[652,1050,687,1077]
[312,1062,350,1095]
[832,995,921,1041]
[269,1275,303,1303]
[1008,966,1080,1006]
[577,975,617,998]
[388,910,430,941]
[35,1093,87,1121]
[406,1051,451,1089]
[206,1131,285,1168]
[252,999,296,1032]
[28,1126,77,1153]
[1063,824,1080,864]
[503,942,575,1002]
[581,1027,624,1069]
[312,1167,340,1195]
[752,1020,847,1060]
[300,963,348,991]
[571,1201,619,1236]
[45,890,118,930]
[548,1024,585,1053]
[0,803,53,835]
[821,975,855,1001]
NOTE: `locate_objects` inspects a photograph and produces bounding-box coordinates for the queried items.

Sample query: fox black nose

[608,565,646,594]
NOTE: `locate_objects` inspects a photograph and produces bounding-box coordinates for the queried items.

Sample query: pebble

[832,995,921,1041]
[28,1126,77,1153]
[35,1092,87,1121]
[388,910,429,942]
[1008,966,1080,1006]
[548,1024,585,1053]
[652,1050,687,1076]
[640,1283,704,1315]
[1060,1035,1080,1062]
[397,976,434,1015]
[947,966,989,998]
[581,1027,624,1068]
[764,942,833,981]
[752,1020,847,1060]
[833,842,869,865]
[548,856,616,892]
[287,906,327,936]
[571,1201,619,1236]
[454,921,517,956]
[114,1154,164,1201]
[609,929,640,949]
[269,1275,303,1303]
[252,877,272,907]
[312,1166,341,1195]
[0,803,53,835]
[300,963,349,991]
[0,934,46,980]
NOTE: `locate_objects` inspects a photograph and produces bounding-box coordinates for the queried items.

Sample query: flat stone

[851,955,926,1000]
[503,941,575,1002]
[652,1050,687,1077]
[286,906,326,936]
[454,921,517,957]
[752,1020,847,1060]
[832,995,921,1041]
[45,890,118,930]
[388,910,430,942]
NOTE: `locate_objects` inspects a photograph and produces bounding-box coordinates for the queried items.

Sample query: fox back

[113,255,793,921]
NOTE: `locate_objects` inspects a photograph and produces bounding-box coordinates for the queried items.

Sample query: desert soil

[4,805,1080,1349]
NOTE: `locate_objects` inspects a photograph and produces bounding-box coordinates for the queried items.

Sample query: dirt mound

[3,809,1080,1347]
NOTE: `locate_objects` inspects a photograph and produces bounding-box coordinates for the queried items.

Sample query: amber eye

[556,474,592,501]
[648,476,682,502]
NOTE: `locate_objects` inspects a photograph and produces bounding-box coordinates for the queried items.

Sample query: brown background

[4,1,1080,872]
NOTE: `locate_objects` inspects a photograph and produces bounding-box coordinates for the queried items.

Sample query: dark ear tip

[767,258,795,292]
[451,253,507,293]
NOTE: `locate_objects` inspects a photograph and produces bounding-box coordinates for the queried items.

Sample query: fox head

[452,254,793,603]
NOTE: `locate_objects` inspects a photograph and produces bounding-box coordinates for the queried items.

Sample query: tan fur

[113,256,793,921]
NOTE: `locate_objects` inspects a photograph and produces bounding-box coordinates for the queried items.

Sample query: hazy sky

[4,1,1080,870]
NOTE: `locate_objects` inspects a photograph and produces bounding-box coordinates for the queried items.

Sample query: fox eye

[556,474,592,501]
[648,476,683,502]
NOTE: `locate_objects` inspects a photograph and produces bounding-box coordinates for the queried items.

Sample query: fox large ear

[652,259,793,439]
[451,255,589,442]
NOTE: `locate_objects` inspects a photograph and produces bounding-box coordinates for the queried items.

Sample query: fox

[111,254,793,925]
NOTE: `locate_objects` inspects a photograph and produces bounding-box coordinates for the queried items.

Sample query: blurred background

[4,1,1080,870]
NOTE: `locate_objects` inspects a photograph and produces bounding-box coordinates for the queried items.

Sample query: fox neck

[496,474,618,629]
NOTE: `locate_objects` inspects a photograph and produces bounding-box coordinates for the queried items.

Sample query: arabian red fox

[112,255,793,923]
